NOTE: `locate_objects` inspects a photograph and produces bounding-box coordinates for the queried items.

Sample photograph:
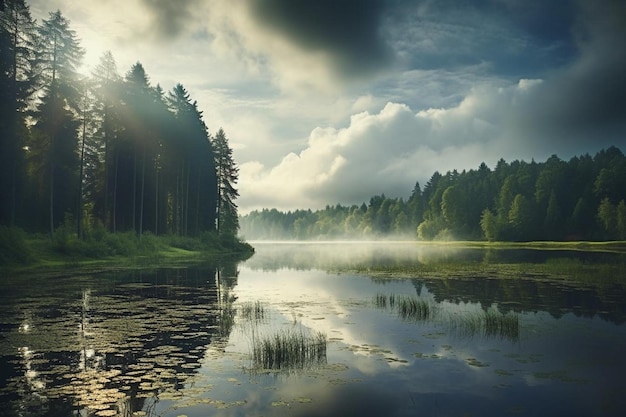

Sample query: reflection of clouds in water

[235,266,418,372]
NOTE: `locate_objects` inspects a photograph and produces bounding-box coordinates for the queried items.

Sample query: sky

[29,0,626,213]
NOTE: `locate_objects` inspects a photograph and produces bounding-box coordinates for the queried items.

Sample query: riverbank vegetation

[1,1,246,266]
[241,147,626,242]
[0,223,253,271]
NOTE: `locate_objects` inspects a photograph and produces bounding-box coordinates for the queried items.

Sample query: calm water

[1,242,626,416]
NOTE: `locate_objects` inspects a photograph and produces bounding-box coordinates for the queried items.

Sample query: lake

[1,242,626,416]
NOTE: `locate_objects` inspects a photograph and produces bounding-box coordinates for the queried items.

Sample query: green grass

[395,296,433,321]
[239,300,266,322]
[375,293,519,341]
[375,294,435,322]
[0,226,254,274]
[250,329,327,371]
[425,240,626,253]
[445,307,519,341]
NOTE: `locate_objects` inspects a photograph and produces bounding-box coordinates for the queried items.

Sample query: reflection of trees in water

[0,261,242,417]
[246,243,626,324]
[413,275,626,325]
[374,293,520,341]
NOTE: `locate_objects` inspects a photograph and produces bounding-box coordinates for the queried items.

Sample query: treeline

[0,1,240,240]
[240,147,626,241]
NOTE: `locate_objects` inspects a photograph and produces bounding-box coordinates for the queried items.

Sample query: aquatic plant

[239,300,266,322]
[250,329,327,371]
[375,294,430,321]
[483,307,519,339]
[396,296,433,321]
[445,306,519,340]
[375,293,519,340]
[375,293,395,309]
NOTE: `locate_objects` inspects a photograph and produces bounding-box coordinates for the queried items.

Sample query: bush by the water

[0,226,33,265]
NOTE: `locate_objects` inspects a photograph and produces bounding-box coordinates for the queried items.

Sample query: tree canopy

[0,1,240,240]
[240,148,626,242]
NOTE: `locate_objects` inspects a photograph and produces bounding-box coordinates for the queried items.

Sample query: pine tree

[0,0,37,226]
[30,10,83,238]
[212,128,239,236]
[167,84,217,235]
[91,51,121,231]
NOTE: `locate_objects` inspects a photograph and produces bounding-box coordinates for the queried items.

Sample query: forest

[240,147,626,242]
[0,1,240,247]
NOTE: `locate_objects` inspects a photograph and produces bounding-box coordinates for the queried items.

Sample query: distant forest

[240,147,626,241]
[0,2,239,239]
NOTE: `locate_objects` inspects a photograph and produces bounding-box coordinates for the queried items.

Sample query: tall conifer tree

[212,128,239,236]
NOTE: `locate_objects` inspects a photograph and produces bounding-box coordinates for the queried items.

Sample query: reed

[375,293,519,341]
[445,307,519,340]
[250,329,327,370]
[239,300,266,322]
[375,293,431,321]
[396,296,433,321]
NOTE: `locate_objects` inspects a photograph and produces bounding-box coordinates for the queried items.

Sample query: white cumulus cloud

[238,80,552,213]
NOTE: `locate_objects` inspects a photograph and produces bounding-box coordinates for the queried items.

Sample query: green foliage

[508,194,534,241]
[240,147,626,242]
[480,208,498,241]
[1,4,237,248]
[0,226,32,265]
[250,329,327,371]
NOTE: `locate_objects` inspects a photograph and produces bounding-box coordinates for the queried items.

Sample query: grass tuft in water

[239,300,266,322]
[250,329,327,371]
[396,296,433,321]
[375,294,431,321]
[446,306,519,340]
[375,294,519,341]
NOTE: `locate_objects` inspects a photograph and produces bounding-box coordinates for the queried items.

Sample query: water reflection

[0,263,241,417]
[1,244,626,416]
[246,242,626,324]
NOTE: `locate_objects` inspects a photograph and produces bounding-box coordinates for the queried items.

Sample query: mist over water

[1,242,625,416]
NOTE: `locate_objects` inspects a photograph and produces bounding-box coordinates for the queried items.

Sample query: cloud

[239,60,625,213]
[202,0,401,92]
[512,0,626,151]
[385,0,578,77]
[245,0,394,78]
[139,0,205,39]
[238,89,517,213]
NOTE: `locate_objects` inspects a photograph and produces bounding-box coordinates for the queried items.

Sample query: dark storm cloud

[140,0,203,39]
[387,0,579,77]
[519,0,626,151]
[247,0,394,77]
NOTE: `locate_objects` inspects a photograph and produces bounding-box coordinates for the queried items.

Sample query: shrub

[0,226,32,265]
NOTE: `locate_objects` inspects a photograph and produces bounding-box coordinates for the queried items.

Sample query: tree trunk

[139,147,146,239]
[103,108,109,231]
[195,167,201,235]
[49,156,54,240]
[132,147,137,233]
[113,151,118,233]
[154,162,159,235]
[77,101,87,239]
[184,163,190,236]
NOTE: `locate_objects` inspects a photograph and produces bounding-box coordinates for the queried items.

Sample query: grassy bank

[426,240,626,253]
[0,225,254,273]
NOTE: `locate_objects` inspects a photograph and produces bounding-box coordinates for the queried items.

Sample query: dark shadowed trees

[0,0,37,226]
[213,128,239,236]
[0,3,237,244]
[167,83,217,236]
[30,10,83,238]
